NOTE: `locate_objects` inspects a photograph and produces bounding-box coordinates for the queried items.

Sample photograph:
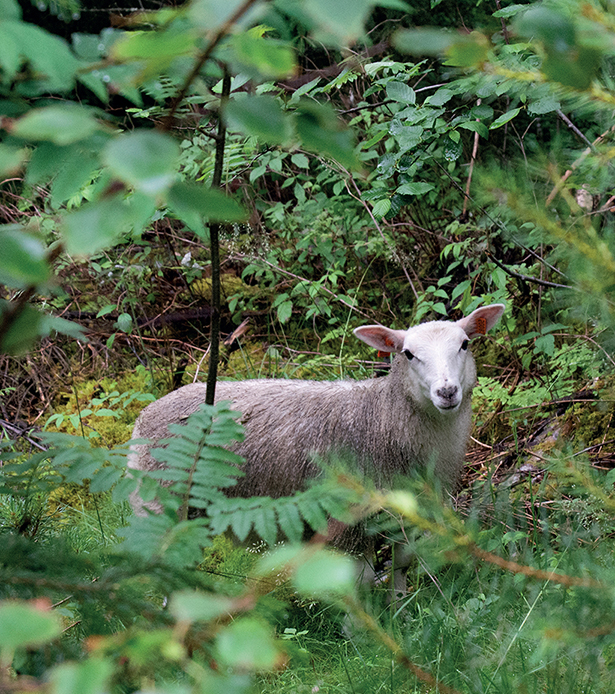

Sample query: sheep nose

[437,385,458,401]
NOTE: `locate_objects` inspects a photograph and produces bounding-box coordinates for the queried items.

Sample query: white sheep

[128,303,505,591]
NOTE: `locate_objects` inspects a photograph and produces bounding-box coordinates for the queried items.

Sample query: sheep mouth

[436,401,461,412]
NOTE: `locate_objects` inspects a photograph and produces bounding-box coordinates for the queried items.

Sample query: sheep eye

[402,349,414,361]
[461,339,469,351]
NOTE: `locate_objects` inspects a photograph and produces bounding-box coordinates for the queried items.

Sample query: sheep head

[354,303,505,414]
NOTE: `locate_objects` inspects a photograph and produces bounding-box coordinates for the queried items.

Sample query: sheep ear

[353,325,407,353]
[457,303,505,339]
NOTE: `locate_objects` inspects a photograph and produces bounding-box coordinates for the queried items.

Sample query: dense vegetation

[3,0,615,691]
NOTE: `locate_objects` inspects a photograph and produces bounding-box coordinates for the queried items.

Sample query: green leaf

[103,130,179,195]
[389,121,423,152]
[110,30,195,61]
[372,198,391,217]
[12,105,101,145]
[493,3,526,18]
[224,95,291,145]
[376,0,407,8]
[50,151,99,209]
[226,32,296,79]
[527,96,560,116]
[490,107,522,129]
[96,304,116,318]
[216,618,280,670]
[115,312,133,332]
[427,88,454,106]
[293,550,356,597]
[0,0,21,20]
[303,0,372,44]
[26,142,74,185]
[515,7,575,49]
[542,46,602,89]
[61,196,135,256]
[397,182,435,196]
[0,23,20,81]
[110,29,196,77]
[276,299,293,323]
[189,0,253,30]
[168,181,247,228]
[49,658,113,694]
[275,501,305,543]
[291,152,309,168]
[444,136,463,162]
[0,21,78,92]
[471,104,494,119]
[170,590,234,623]
[535,333,555,356]
[294,101,359,169]
[41,315,87,341]
[458,121,489,138]
[0,144,27,176]
[0,601,61,650]
[386,81,415,104]
[0,302,43,355]
[393,28,455,56]
[0,226,49,288]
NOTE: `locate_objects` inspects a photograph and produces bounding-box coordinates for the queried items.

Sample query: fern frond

[208,481,360,547]
[146,401,245,520]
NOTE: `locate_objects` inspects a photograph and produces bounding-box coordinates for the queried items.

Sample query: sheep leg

[391,542,412,599]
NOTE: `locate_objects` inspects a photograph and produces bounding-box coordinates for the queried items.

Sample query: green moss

[47,365,155,445]
[189,274,262,304]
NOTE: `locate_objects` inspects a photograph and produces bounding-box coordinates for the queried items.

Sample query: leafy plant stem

[205,68,231,406]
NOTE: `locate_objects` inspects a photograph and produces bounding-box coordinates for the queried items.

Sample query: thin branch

[205,68,231,406]
[546,124,615,205]
[556,110,594,149]
[486,251,576,290]
[469,543,601,589]
[462,98,481,218]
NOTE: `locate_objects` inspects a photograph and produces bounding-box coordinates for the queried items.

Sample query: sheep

[128,302,505,591]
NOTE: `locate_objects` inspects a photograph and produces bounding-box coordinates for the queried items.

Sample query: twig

[486,251,576,290]
[469,543,601,589]
[0,419,47,451]
[546,124,615,204]
[556,110,594,149]
[462,99,481,218]
[494,0,511,43]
